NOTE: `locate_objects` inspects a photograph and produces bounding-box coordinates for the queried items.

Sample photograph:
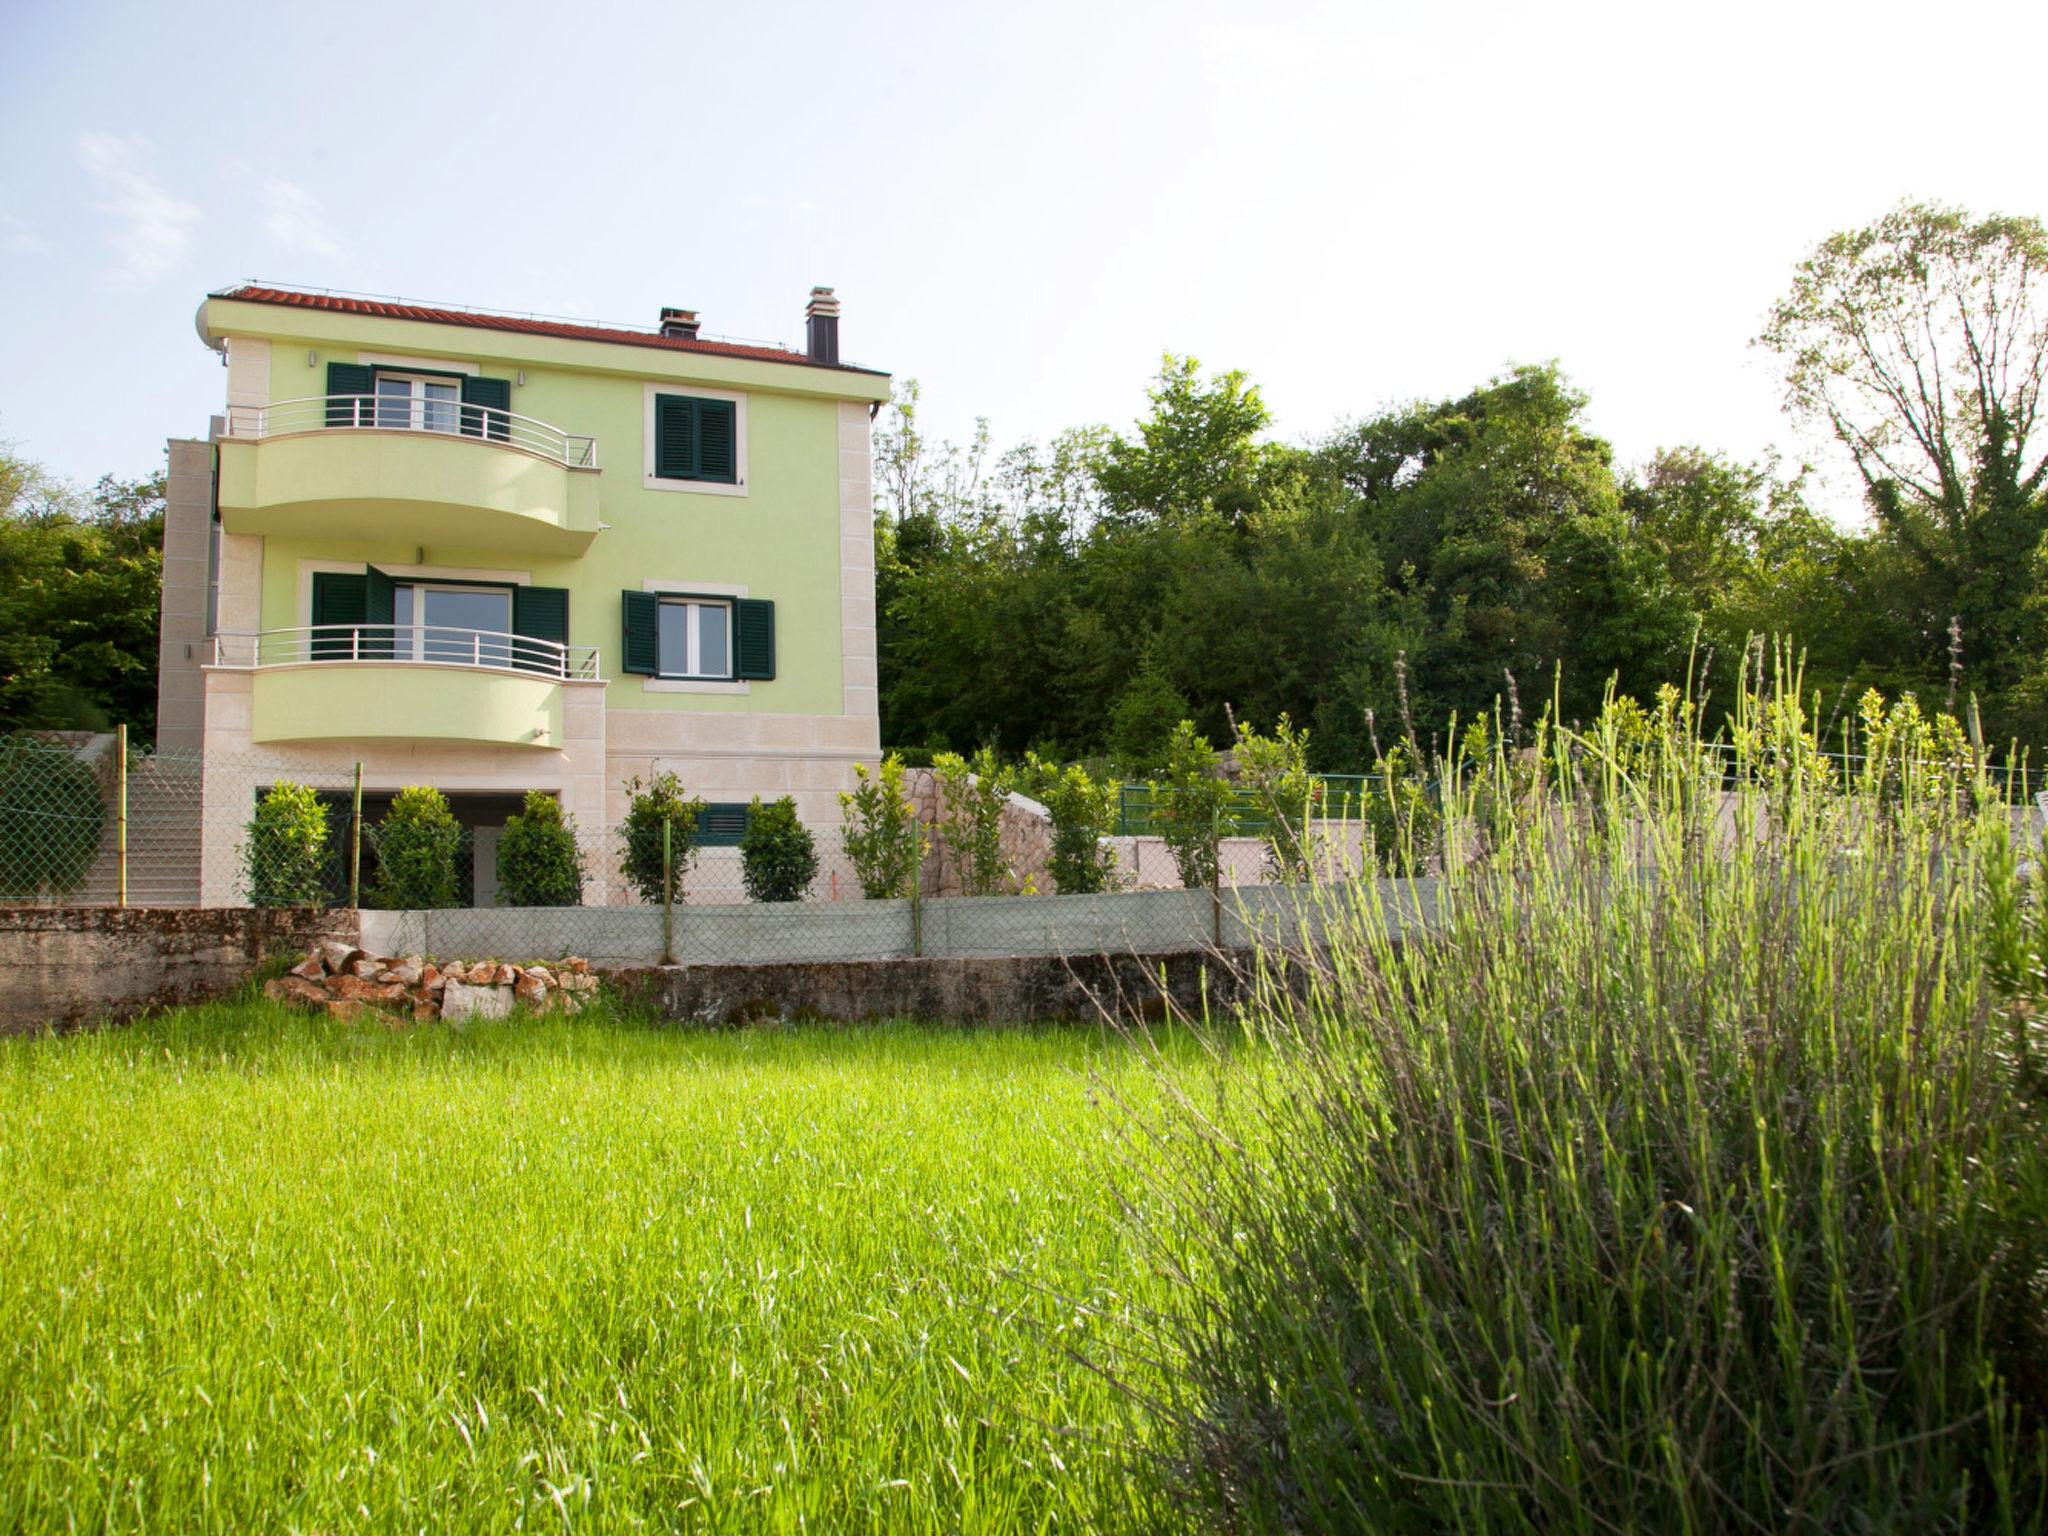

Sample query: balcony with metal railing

[215,394,603,555]
[214,624,604,749]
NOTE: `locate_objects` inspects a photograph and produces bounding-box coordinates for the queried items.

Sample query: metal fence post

[661,816,676,965]
[911,874,923,958]
[349,761,363,909]
[115,723,128,908]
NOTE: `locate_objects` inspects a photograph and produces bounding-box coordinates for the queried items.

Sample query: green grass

[0,1004,1172,1533]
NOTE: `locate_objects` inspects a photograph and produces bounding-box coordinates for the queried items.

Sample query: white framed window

[656,597,733,679]
[375,371,461,433]
[394,582,513,666]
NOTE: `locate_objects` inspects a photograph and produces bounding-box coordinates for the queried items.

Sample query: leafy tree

[840,756,924,900]
[496,791,585,907]
[0,449,165,737]
[739,796,819,902]
[1108,658,1188,775]
[1096,354,1275,526]
[370,786,462,910]
[1759,201,2048,696]
[619,772,705,906]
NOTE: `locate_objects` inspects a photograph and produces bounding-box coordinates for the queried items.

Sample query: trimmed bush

[369,786,461,910]
[242,780,328,909]
[618,772,704,906]
[739,796,819,902]
[1022,753,1118,895]
[496,791,584,907]
[839,756,923,900]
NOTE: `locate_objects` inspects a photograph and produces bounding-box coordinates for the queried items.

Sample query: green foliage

[739,796,819,903]
[0,736,105,902]
[618,772,704,906]
[1106,662,1187,776]
[495,791,584,908]
[1022,753,1118,894]
[839,756,924,900]
[0,455,165,739]
[1360,744,1438,875]
[1151,722,1235,889]
[369,786,461,910]
[932,747,1011,895]
[1231,712,1319,881]
[242,780,328,909]
[1126,663,2048,1531]
[1094,353,1274,526]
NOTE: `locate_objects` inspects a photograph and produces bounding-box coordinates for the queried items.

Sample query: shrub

[242,780,328,909]
[839,755,924,900]
[1119,671,2048,1532]
[1231,711,1320,882]
[933,747,1012,895]
[496,791,584,907]
[0,736,106,901]
[369,786,462,909]
[740,796,819,902]
[1022,753,1118,894]
[1360,743,1439,874]
[1151,721,1235,889]
[618,772,704,906]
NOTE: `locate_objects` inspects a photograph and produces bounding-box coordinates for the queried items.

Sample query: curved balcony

[215,396,601,556]
[215,625,603,749]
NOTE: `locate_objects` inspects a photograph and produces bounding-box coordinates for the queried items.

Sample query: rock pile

[262,940,599,1023]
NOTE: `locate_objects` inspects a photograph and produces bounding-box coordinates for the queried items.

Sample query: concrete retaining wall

[0,906,359,1034]
[359,880,1442,969]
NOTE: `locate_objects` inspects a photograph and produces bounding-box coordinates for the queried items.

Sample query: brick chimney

[805,287,840,365]
[658,307,700,340]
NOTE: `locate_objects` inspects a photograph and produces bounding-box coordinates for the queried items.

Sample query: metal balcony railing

[213,626,602,681]
[221,395,598,468]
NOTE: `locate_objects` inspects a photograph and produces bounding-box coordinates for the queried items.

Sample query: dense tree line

[0,449,164,739]
[878,202,2048,768]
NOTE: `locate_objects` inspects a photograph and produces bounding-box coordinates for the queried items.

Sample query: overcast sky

[3,0,2044,521]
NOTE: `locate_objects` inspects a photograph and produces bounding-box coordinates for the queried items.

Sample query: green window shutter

[654,395,696,480]
[734,598,776,681]
[310,571,366,659]
[461,376,511,442]
[326,363,374,427]
[513,585,570,674]
[363,565,397,660]
[698,802,752,848]
[696,400,737,482]
[621,590,658,675]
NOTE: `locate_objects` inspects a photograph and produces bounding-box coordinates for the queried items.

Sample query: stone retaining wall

[0,906,358,1035]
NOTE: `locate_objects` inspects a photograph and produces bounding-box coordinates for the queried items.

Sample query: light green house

[156,283,890,905]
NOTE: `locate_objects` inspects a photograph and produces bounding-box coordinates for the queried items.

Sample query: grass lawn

[0,1001,1174,1533]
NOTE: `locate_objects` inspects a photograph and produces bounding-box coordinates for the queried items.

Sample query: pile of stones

[263,940,599,1022]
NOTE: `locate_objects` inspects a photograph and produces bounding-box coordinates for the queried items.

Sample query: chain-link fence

[0,728,1371,968]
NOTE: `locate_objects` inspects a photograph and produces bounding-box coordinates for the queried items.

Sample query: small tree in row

[933,747,1013,895]
[370,786,463,910]
[1022,753,1119,894]
[244,780,330,909]
[619,772,704,906]
[740,795,819,902]
[498,790,586,907]
[840,756,924,899]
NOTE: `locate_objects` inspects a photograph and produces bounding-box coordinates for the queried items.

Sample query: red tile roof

[210,284,886,375]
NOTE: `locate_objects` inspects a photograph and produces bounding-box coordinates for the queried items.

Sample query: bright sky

[3,0,2043,520]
